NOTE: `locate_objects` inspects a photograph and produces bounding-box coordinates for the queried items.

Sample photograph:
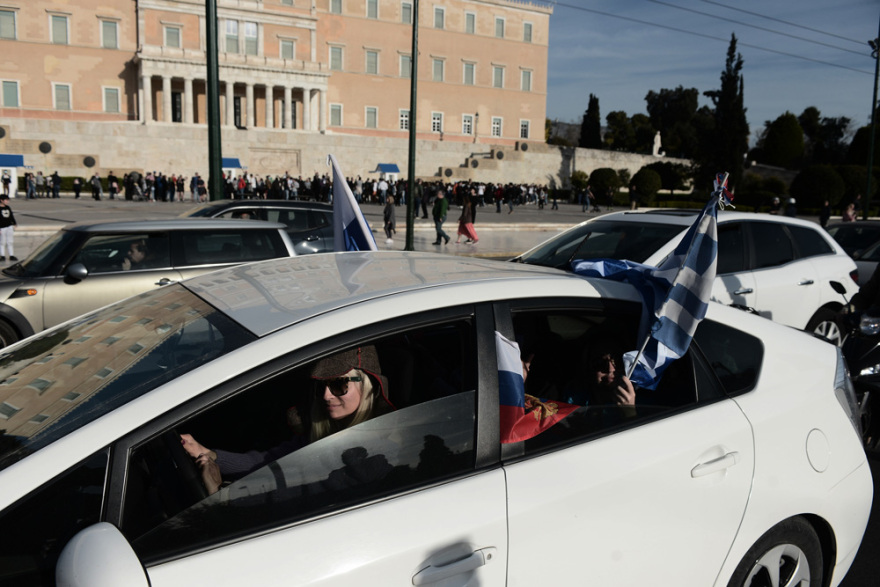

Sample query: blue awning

[222,157,243,168]
[0,154,24,168]
[373,163,400,173]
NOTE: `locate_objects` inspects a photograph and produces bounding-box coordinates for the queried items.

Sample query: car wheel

[727,517,822,587]
[807,309,843,346]
[0,319,20,349]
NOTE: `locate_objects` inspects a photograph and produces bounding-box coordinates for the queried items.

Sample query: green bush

[631,168,662,206]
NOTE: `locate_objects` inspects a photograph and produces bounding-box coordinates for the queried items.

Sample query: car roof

[62,218,288,232]
[184,252,604,337]
[596,208,825,228]
[183,199,333,213]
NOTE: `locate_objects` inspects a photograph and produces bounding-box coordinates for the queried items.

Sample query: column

[319,89,326,133]
[310,29,316,62]
[302,88,311,131]
[162,76,172,123]
[265,86,274,129]
[140,74,151,124]
[283,86,293,129]
[183,77,194,124]
[225,81,234,126]
[246,83,255,128]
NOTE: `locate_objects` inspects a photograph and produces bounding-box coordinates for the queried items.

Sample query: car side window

[509,304,724,455]
[174,229,286,266]
[717,222,746,274]
[788,225,833,259]
[311,211,331,230]
[750,222,795,269]
[692,319,763,396]
[73,233,171,273]
[269,209,312,233]
[0,449,108,586]
[121,318,478,564]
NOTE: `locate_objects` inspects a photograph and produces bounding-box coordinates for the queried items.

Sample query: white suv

[513,209,859,344]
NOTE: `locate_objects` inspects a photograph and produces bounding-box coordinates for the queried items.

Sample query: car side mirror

[56,522,149,587]
[65,263,89,282]
[852,250,863,260]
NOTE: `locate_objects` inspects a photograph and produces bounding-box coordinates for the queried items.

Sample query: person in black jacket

[0,195,18,262]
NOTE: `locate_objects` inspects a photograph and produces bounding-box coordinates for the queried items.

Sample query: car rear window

[174,229,288,266]
[693,319,763,395]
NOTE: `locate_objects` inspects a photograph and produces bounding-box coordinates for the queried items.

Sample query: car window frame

[105,303,498,564]
[169,228,288,268]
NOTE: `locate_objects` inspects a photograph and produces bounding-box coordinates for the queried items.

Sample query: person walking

[26,173,36,199]
[72,176,82,199]
[0,195,18,262]
[35,172,46,198]
[819,200,832,228]
[383,195,396,245]
[107,171,118,200]
[432,190,450,245]
[0,171,10,197]
[456,199,479,244]
[90,172,102,200]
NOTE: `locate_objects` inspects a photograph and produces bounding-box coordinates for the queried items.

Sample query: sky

[546,0,879,144]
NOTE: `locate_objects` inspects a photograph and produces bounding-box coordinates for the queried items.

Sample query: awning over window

[0,155,24,168]
[221,158,243,168]
[373,163,400,173]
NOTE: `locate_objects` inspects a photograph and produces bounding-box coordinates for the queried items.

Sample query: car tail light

[834,347,862,438]
[851,269,860,285]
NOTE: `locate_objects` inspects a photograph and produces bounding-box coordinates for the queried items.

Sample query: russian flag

[497,331,577,444]
[328,154,378,252]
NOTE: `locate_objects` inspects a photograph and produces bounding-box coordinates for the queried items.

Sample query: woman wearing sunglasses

[180,345,393,494]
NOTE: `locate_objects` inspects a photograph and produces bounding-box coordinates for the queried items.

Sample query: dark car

[182,199,333,255]
[826,221,880,283]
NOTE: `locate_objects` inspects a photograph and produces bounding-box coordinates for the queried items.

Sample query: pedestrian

[90,172,102,200]
[51,171,61,198]
[26,173,36,199]
[0,171,10,197]
[629,183,639,210]
[107,171,118,200]
[819,200,832,228]
[587,184,599,212]
[0,195,18,262]
[768,197,781,215]
[784,197,797,218]
[190,173,199,202]
[35,172,45,198]
[431,190,450,245]
[72,176,82,199]
[456,199,479,244]
[383,195,396,245]
[842,203,857,222]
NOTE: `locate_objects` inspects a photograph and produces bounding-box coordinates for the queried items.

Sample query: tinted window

[3,229,78,278]
[751,222,794,269]
[72,233,171,273]
[693,319,763,395]
[789,225,833,258]
[827,224,880,257]
[717,222,746,274]
[122,319,477,563]
[175,229,287,265]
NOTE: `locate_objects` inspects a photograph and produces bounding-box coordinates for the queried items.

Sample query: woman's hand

[196,453,222,495]
[180,433,216,460]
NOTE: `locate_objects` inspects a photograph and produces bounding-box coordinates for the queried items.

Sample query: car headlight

[860,314,880,336]
[834,347,862,437]
[859,363,880,377]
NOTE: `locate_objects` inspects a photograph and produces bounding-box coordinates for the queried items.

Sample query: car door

[711,221,758,311]
[501,302,754,586]
[42,232,180,329]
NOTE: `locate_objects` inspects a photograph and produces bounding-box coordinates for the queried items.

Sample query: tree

[698,34,749,192]
[645,86,701,158]
[847,123,880,168]
[800,107,851,165]
[759,112,804,169]
[644,161,691,195]
[603,111,634,151]
[579,94,602,149]
[631,168,662,205]
[570,170,589,192]
[589,168,622,205]
[789,165,845,208]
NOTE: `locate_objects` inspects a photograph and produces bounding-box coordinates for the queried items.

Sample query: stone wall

[0,118,688,186]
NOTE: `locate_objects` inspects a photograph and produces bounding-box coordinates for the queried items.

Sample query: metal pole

[206,0,223,201]
[404,0,419,251]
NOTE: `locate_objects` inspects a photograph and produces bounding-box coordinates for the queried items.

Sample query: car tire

[807,308,843,346]
[726,517,822,587]
[0,319,19,349]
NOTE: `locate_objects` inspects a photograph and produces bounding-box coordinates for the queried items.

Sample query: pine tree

[579,94,602,149]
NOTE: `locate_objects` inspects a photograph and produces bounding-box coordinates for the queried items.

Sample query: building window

[434,7,445,29]
[329,46,343,70]
[401,2,412,24]
[463,62,475,86]
[399,109,409,130]
[164,25,181,48]
[244,22,258,56]
[521,70,531,92]
[431,112,443,133]
[225,20,239,53]
[492,66,504,89]
[365,106,377,128]
[523,22,532,42]
[103,87,120,113]
[491,116,502,137]
[462,114,473,135]
[281,0,293,5]
[281,100,297,128]
[280,39,295,59]
[330,103,342,126]
[432,59,444,82]
[234,96,242,127]
[520,120,530,139]
[367,0,378,19]
[465,12,475,34]
[330,0,342,14]
[365,50,378,74]
[494,17,504,38]
[400,54,411,78]
[0,10,15,40]
[54,83,71,110]
[1,80,18,107]
[51,14,69,45]
[101,20,118,49]
[171,91,182,122]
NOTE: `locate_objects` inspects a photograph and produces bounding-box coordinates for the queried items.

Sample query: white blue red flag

[496,331,577,443]
[328,154,378,252]
[572,173,733,390]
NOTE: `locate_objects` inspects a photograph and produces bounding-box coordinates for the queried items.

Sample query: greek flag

[573,173,732,389]
[328,154,378,252]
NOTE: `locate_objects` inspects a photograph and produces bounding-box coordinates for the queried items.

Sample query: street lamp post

[865,21,879,220]
[404,0,419,251]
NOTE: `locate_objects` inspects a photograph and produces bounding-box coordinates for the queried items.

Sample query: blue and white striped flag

[328,154,378,252]
[573,173,732,389]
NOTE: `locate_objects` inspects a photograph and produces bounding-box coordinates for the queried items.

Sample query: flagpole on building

[404,0,419,251]
[206,0,223,201]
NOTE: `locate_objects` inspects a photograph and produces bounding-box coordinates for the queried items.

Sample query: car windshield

[179,203,220,218]
[0,284,254,473]
[2,229,77,278]
[515,220,686,270]
[827,224,880,257]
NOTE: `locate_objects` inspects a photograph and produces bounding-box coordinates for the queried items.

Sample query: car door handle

[412,547,497,585]
[798,279,814,286]
[155,277,178,286]
[733,288,753,295]
[691,452,740,478]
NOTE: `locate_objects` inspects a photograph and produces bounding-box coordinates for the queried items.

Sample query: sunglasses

[319,376,363,397]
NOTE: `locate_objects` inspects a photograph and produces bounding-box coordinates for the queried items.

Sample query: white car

[0,252,871,587]
[513,209,860,344]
